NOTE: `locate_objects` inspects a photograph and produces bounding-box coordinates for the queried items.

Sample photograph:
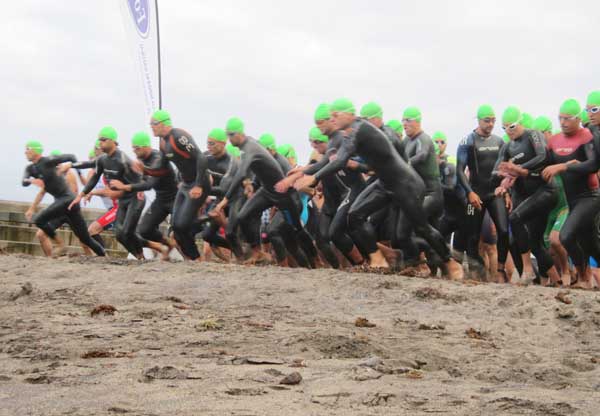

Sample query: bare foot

[376,243,400,268]
[416,262,431,278]
[243,250,270,265]
[368,250,389,269]
[495,269,509,284]
[444,259,464,281]
[572,279,594,290]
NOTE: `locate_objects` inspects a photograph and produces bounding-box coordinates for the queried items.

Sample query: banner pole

[155,0,162,108]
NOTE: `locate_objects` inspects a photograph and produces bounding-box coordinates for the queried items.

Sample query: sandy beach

[1,253,599,415]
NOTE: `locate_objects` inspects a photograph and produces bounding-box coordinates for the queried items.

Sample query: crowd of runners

[20,90,600,289]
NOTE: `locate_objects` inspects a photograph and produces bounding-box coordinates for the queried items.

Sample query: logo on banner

[127,0,151,38]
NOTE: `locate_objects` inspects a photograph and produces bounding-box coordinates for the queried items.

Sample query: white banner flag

[119,0,161,119]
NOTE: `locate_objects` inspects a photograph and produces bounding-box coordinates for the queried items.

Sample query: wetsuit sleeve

[492,142,509,180]
[48,154,77,166]
[224,153,252,200]
[566,141,598,174]
[314,139,355,181]
[194,151,209,188]
[82,159,104,195]
[72,160,96,170]
[303,156,329,175]
[21,165,33,187]
[456,138,473,194]
[408,136,433,168]
[441,163,457,192]
[520,131,547,171]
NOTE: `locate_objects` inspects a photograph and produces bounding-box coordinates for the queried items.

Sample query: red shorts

[96,205,118,228]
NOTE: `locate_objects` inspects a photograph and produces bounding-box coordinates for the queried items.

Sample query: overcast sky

[3,0,599,205]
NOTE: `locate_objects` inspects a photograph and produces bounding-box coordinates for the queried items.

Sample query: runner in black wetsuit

[543,98,600,289]
[586,91,600,283]
[70,127,164,259]
[396,106,443,275]
[22,141,105,256]
[212,117,317,267]
[258,133,312,268]
[329,121,464,279]
[456,105,510,282]
[149,110,211,261]
[493,106,560,284]
[346,102,406,268]
[305,125,341,269]
[288,98,366,265]
[109,131,177,257]
[436,134,467,253]
[200,128,233,256]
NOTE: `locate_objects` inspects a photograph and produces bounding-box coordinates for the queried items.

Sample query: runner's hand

[467,192,483,210]
[109,179,126,190]
[25,208,34,222]
[68,194,83,210]
[189,186,203,199]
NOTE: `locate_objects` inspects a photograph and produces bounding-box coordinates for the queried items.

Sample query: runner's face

[311,140,328,155]
[559,114,580,135]
[99,138,115,153]
[228,132,243,146]
[316,118,333,134]
[331,111,354,130]
[478,117,496,135]
[25,148,37,161]
[586,105,600,126]
[402,119,420,137]
[367,117,383,128]
[435,140,447,155]
[150,119,169,137]
[207,139,225,156]
[502,123,523,140]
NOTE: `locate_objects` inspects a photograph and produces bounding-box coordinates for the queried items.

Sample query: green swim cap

[432,131,447,143]
[226,143,240,158]
[330,98,355,115]
[309,126,329,143]
[477,104,495,120]
[386,119,403,135]
[581,110,590,125]
[50,150,61,156]
[98,126,118,141]
[208,128,227,143]
[88,149,96,159]
[502,134,510,143]
[132,131,151,147]
[277,144,297,159]
[502,106,522,125]
[586,91,600,106]
[314,103,332,121]
[532,116,553,133]
[258,133,276,150]
[403,106,422,122]
[447,155,457,165]
[151,109,172,126]
[95,139,101,148]
[360,101,383,119]
[433,141,440,156]
[521,112,534,129]
[26,140,43,155]
[226,117,244,134]
[559,98,581,117]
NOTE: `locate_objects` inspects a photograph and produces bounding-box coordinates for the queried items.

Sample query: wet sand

[1,253,599,415]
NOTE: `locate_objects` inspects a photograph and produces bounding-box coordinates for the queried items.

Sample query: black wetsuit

[224,137,317,266]
[22,155,105,256]
[547,127,600,269]
[305,120,366,261]
[130,149,178,245]
[81,149,147,256]
[456,131,509,267]
[438,158,467,250]
[346,122,451,264]
[159,128,210,260]
[493,129,557,276]
[304,133,349,268]
[199,152,233,249]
